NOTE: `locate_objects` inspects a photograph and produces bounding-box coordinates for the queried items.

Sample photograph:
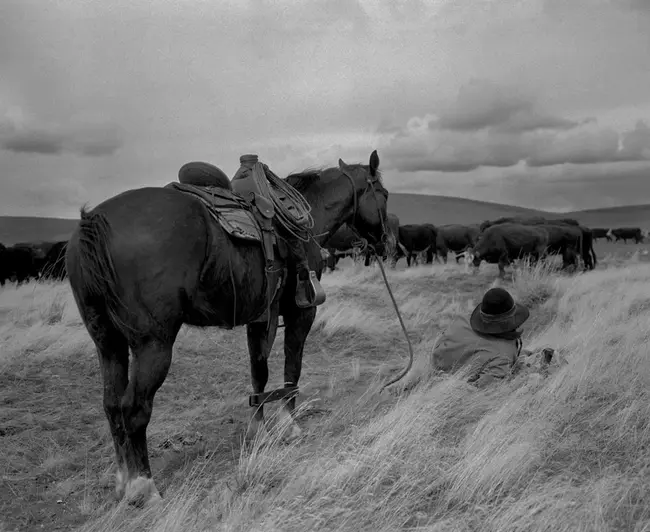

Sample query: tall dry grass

[3,258,650,531]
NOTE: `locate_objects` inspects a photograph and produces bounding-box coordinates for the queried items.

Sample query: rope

[374,245,415,392]
[350,236,414,393]
[250,162,314,242]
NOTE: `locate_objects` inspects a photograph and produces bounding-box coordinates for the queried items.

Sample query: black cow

[323,224,364,272]
[0,243,6,286]
[591,228,611,242]
[393,223,438,267]
[608,227,644,244]
[480,216,580,232]
[538,224,585,271]
[479,216,595,271]
[0,244,41,285]
[39,240,68,280]
[435,224,480,264]
[470,223,550,278]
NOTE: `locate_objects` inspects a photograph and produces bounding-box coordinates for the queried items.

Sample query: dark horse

[66,150,388,506]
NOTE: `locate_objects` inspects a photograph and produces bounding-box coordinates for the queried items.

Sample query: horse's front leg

[245,315,279,441]
[279,305,317,440]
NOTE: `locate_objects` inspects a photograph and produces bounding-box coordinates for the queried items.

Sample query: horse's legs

[120,338,173,506]
[245,318,279,440]
[91,316,130,500]
[279,306,317,440]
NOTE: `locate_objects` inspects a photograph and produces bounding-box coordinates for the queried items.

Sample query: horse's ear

[339,158,348,169]
[369,150,380,175]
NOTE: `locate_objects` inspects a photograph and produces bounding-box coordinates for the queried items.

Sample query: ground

[1,239,650,531]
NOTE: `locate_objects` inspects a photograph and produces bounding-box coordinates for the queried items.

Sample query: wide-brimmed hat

[470,287,530,335]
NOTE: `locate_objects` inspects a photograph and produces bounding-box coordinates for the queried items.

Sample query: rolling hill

[2,193,650,245]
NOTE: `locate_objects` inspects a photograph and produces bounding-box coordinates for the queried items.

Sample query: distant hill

[387,193,549,225]
[0,217,79,246]
[563,204,650,229]
[2,194,650,245]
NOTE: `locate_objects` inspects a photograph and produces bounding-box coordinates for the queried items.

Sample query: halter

[338,165,389,253]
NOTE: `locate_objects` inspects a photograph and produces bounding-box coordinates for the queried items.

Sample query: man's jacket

[432,316,522,388]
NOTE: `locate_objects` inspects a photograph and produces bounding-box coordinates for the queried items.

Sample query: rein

[336,167,415,393]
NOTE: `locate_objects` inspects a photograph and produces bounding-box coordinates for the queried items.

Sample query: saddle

[167,158,322,325]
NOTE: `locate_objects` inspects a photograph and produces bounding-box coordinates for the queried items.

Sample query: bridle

[338,165,390,255]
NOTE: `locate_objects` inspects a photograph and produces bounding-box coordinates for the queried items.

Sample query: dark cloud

[382,81,650,174]
[429,79,585,133]
[3,130,65,155]
[387,161,650,212]
[0,120,122,157]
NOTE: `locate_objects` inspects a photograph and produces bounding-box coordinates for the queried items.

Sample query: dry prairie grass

[1,257,650,531]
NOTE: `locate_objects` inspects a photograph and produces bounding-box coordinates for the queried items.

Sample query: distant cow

[435,224,480,264]
[537,224,586,271]
[591,228,611,242]
[0,244,41,285]
[469,223,549,278]
[480,216,580,233]
[0,243,6,286]
[607,227,644,244]
[394,223,438,267]
[478,216,595,271]
[323,224,364,271]
[39,240,68,280]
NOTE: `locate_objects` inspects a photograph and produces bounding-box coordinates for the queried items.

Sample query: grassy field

[2,241,650,531]
[3,194,650,245]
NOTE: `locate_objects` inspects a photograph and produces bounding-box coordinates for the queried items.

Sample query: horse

[66,150,389,507]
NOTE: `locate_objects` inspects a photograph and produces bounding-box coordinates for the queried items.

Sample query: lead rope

[338,168,414,392]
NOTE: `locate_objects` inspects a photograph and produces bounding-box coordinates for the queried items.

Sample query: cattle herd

[324,215,649,277]
[0,240,68,286]
[0,221,646,287]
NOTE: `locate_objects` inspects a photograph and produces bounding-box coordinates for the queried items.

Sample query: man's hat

[470,287,530,335]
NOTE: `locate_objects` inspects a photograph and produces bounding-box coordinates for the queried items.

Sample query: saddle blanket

[165,182,262,242]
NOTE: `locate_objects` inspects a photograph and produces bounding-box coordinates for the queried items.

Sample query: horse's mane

[283,167,326,193]
[284,164,382,193]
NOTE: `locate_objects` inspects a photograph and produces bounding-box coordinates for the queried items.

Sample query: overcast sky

[1,0,650,217]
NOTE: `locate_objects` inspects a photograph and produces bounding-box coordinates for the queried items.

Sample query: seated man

[432,287,530,388]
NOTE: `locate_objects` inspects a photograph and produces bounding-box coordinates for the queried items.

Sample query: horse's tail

[70,207,132,338]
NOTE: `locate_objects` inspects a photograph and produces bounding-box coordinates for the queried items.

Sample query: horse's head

[338,150,389,248]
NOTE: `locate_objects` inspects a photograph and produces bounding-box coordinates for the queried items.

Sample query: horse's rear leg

[120,338,173,506]
[245,316,279,441]
[280,306,317,440]
[92,319,130,500]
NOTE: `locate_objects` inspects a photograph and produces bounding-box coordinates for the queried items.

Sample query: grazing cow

[591,228,611,242]
[537,224,586,271]
[469,223,549,278]
[479,216,595,271]
[0,244,41,284]
[39,240,69,280]
[323,224,364,271]
[0,243,6,286]
[607,227,644,244]
[394,223,438,267]
[480,216,580,233]
[435,224,480,264]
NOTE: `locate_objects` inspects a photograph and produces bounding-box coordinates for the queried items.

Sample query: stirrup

[296,271,326,308]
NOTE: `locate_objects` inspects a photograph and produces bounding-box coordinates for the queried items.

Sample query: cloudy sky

[1,0,650,217]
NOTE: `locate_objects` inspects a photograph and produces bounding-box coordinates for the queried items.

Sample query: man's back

[433,316,521,387]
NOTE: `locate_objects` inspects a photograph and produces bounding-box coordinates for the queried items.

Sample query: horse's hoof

[245,419,268,443]
[124,476,162,508]
[279,421,303,444]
